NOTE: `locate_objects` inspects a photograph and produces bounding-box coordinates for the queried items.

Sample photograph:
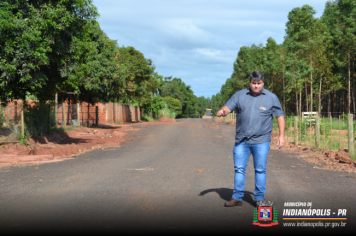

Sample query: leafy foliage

[211,2,356,117]
[0,0,99,102]
[160,77,198,118]
[162,96,182,117]
[118,46,157,106]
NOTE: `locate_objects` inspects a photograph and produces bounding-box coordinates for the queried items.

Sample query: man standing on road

[217,71,285,208]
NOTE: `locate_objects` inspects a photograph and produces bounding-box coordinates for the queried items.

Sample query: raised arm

[217,106,231,117]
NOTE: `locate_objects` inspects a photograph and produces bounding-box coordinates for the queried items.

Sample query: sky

[92,0,329,98]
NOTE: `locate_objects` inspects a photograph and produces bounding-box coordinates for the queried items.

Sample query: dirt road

[1,118,355,233]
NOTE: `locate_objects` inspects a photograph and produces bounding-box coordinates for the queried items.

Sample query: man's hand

[277,137,285,149]
[217,106,231,117]
[217,109,226,117]
[276,116,285,149]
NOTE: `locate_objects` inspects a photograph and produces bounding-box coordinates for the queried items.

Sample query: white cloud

[160,22,213,49]
[93,0,328,97]
[195,48,221,57]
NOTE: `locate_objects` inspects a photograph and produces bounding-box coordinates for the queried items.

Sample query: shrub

[141,114,156,122]
[23,102,56,136]
[158,103,176,119]
[162,96,182,117]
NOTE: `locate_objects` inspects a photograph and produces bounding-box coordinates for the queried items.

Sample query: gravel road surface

[1,118,355,233]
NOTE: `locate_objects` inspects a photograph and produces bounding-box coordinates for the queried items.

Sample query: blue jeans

[232,141,270,202]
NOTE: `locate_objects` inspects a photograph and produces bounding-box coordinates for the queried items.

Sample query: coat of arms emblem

[252,201,279,227]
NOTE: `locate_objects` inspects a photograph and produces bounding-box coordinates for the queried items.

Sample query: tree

[0,0,99,102]
[333,0,356,113]
[285,53,311,116]
[162,96,182,117]
[276,43,289,113]
[160,77,198,118]
[196,96,211,117]
[72,23,123,104]
[118,46,156,106]
[230,46,256,91]
[285,5,319,112]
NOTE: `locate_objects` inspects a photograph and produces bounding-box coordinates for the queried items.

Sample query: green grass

[282,116,348,130]
[323,117,348,130]
[158,103,176,119]
[141,114,157,122]
[281,115,356,153]
[284,124,355,152]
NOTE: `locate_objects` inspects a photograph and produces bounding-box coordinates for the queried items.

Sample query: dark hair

[249,71,265,82]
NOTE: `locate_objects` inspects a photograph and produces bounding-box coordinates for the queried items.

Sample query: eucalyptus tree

[285,53,312,116]
[210,93,224,115]
[230,46,257,91]
[309,19,340,115]
[195,96,209,117]
[333,0,356,113]
[219,78,238,106]
[285,5,322,112]
[276,43,289,113]
[263,37,290,112]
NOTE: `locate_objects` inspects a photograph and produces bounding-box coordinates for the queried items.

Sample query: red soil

[0,117,176,167]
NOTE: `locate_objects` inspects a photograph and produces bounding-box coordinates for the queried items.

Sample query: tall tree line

[0,0,202,118]
[212,1,356,117]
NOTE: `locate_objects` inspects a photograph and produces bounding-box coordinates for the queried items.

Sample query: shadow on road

[198,188,256,206]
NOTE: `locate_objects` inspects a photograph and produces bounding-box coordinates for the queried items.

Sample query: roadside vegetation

[0,0,206,120]
[208,1,356,118]
[2,1,356,121]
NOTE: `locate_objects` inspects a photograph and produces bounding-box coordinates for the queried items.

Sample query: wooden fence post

[55,92,58,125]
[330,115,332,150]
[7,102,9,120]
[62,103,66,128]
[21,107,24,137]
[315,116,320,148]
[348,114,354,156]
[286,117,288,142]
[309,115,312,145]
[49,104,51,135]
[77,103,80,126]
[294,116,298,146]
[96,106,99,126]
[15,101,18,123]
[88,104,90,127]
[339,115,341,150]
[323,116,325,148]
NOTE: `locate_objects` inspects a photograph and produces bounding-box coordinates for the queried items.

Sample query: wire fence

[319,112,356,119]
[283,114,355,153]
[0,104,22,143]
[0,103,99,143]
[214,112,355,156]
